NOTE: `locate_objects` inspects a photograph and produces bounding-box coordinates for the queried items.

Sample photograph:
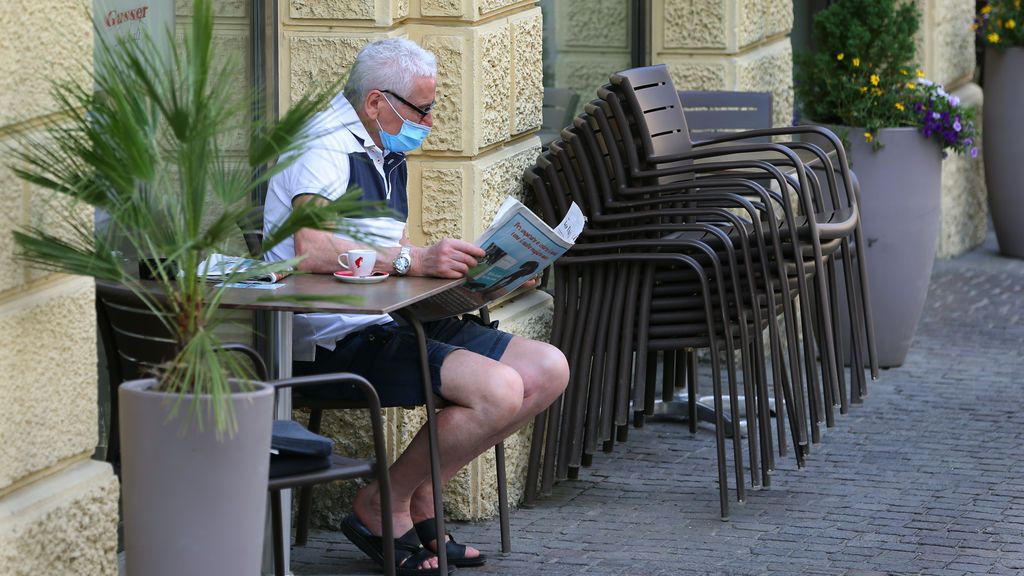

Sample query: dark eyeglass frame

[381,89,434,122]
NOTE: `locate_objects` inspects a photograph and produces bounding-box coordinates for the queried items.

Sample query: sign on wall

[92,0,173,62]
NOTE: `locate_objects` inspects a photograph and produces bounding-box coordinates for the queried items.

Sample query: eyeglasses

[381,89,434,122]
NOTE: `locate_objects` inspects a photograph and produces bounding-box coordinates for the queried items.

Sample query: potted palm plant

[794,0,978,367]
[976,0,1024,257]
[6,1,372,574]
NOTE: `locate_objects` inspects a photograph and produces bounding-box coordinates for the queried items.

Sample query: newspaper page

[409,197,585,321]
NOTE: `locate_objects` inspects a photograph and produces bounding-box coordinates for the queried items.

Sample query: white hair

[344,38,437,109]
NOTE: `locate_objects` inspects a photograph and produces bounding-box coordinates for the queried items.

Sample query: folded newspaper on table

[409,196,585,322]
[198,253,291,284]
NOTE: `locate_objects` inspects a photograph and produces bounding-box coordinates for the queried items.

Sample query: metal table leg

[262,310,293,576]
[396,309,448,575]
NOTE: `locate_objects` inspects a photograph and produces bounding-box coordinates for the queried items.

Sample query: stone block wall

[653,0,795,129]
[279,0,548,523]
[0,1,119,574]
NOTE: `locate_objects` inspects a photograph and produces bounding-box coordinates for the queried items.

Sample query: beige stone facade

[0,1,120,574]
[0,0,988,569]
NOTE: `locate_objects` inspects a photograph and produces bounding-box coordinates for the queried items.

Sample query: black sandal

[341,514,455,575]
[413,518,487,568]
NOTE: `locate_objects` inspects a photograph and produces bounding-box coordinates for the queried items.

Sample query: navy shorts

[292,316,514,406]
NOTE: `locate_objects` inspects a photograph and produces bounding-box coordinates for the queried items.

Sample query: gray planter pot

[119,378,274,576]
[841,126,943,367]
[983,46,1024,258]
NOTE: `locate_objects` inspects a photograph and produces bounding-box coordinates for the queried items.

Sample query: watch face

[394,255,411,274]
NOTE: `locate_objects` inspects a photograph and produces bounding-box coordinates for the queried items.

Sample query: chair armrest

[218,342,269,381]
[272,373,383,414]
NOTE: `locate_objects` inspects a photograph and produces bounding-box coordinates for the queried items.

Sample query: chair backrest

[96,280,178,384]
[238,204,265,257]
[538,87,581,147]
[608,65,693,161]
[677,90,772,143]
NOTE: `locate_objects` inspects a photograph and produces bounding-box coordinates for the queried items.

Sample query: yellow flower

[989,32,1001,43]
[837,52,845,61]
[981,5,992,14]
[899,69,908,75]
[864,132,874,143]
[860,86,868,94]
[906,82,916,90]
[1008,19,1017,30]
[852,57,861,67]
[895,102,905,111]
[870,74,880,86]
[871,87,883,96]
[1016,0,1021,9]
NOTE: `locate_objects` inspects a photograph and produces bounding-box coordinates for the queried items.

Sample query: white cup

[337,249,377,277]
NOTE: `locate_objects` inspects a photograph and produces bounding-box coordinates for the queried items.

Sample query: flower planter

[983,46,1024,258]
[840,126,943,367]
[119,379,274,576]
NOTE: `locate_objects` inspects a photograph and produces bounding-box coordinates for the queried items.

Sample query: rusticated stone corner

[422,0,464,17]
[289,0,375,21]
[475,140,542,240]
[420,166,467,243]
[735,41,794,128]
[421,34,466,153]
[287,34,381,104]
[664,59,729,91]
[476,22,513,149]
[663,0,727,50]
[510,8,543,136]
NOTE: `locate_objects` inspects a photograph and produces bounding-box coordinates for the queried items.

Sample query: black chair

[95,279,395,576]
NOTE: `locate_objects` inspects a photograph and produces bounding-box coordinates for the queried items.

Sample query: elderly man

[264,38,569,574]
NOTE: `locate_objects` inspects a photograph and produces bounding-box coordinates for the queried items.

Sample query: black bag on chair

[270,420,333,478]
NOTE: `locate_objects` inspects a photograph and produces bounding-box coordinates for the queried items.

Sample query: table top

[218,273,464,315]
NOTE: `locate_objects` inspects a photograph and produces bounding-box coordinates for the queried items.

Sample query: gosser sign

[103,6,150,29]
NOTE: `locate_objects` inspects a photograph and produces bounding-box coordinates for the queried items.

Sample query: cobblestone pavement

[292,235,1024,576]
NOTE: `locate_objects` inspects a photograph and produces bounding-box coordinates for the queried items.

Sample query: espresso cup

[337,249,377,277]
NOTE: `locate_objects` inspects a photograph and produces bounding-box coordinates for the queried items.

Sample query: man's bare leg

[408,337,569,557]
[352,345,542,566]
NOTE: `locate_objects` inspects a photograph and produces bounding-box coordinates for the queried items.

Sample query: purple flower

[971,147,978,158]
[953,120,962,132]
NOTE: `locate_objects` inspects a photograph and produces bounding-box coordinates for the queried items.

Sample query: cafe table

[220,272,464,575]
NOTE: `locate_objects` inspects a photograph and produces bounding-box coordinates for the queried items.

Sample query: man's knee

[477,363,525,422]
[528,342,570,397]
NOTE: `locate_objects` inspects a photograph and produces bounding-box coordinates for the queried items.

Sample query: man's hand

[415,239,485,278]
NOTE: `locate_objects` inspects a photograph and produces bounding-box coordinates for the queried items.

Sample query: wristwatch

[392,246,412,276]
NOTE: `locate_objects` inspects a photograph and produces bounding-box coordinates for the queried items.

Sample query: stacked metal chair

[523,65,877,520]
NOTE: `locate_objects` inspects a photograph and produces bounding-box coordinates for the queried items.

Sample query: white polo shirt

[264,93,408,362]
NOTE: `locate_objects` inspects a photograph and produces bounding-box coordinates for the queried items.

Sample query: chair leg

[295,487,314,547]
[295,408,324,547]
[271,490,285,576]
[494,442,511,553]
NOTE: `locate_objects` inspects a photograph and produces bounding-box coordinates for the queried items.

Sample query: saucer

[333,271,389,284]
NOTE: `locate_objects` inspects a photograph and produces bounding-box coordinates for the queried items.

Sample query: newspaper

[198,253,291,284]
[409,196,585,321]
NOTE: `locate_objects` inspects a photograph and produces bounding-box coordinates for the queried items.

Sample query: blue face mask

[376,95,431,153]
